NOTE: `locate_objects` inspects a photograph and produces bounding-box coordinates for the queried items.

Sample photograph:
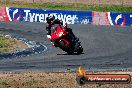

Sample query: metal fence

[0,0,132,6]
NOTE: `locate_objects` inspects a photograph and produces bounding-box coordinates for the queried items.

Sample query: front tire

[59,40,74,54]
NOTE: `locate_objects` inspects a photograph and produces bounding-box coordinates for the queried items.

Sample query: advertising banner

[1,7,131,26]
[0,7,10,22]
[92,11,132,26]
[108,12,132,26]
[6,7,92,24]
[92,11,110,25]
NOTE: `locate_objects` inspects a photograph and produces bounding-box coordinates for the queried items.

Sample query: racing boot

[74,37,79,42]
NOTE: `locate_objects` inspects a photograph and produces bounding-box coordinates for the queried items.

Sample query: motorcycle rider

[46,14,63,38]
[46,14,78,46]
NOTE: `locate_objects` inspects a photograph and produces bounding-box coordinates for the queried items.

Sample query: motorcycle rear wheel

[76,45,83,54]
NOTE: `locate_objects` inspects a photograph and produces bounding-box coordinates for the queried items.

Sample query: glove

[47,35,51,39]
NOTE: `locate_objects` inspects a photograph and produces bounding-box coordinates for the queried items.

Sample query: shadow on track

[57,52,85,55]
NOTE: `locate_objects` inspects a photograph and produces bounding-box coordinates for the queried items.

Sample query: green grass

[0,1,132,12]
[0,80,8,85]
[0,36,10,48]
[0,35,16,53]
[22,79,37,86]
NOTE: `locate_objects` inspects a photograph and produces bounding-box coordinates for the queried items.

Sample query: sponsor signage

[7,7,92,24]
[76,66,131,85]
[108,12,132,26]
[92,11,132,26]
[0,7,131,26]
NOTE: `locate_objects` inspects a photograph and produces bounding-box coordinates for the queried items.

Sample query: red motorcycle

[48,24,83,54]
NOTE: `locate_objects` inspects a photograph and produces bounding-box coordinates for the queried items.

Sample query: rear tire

[76,45,83,54]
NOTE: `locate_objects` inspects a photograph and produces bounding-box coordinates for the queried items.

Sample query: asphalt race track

[0,21,132,72]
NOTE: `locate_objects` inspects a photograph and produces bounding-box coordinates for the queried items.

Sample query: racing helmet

[49,14,55,21]
[46,14,55,23]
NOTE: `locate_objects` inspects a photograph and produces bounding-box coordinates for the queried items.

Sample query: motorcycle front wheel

[59,40,74,54]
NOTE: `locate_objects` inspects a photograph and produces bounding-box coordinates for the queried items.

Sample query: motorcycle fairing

[51,25,65,39]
